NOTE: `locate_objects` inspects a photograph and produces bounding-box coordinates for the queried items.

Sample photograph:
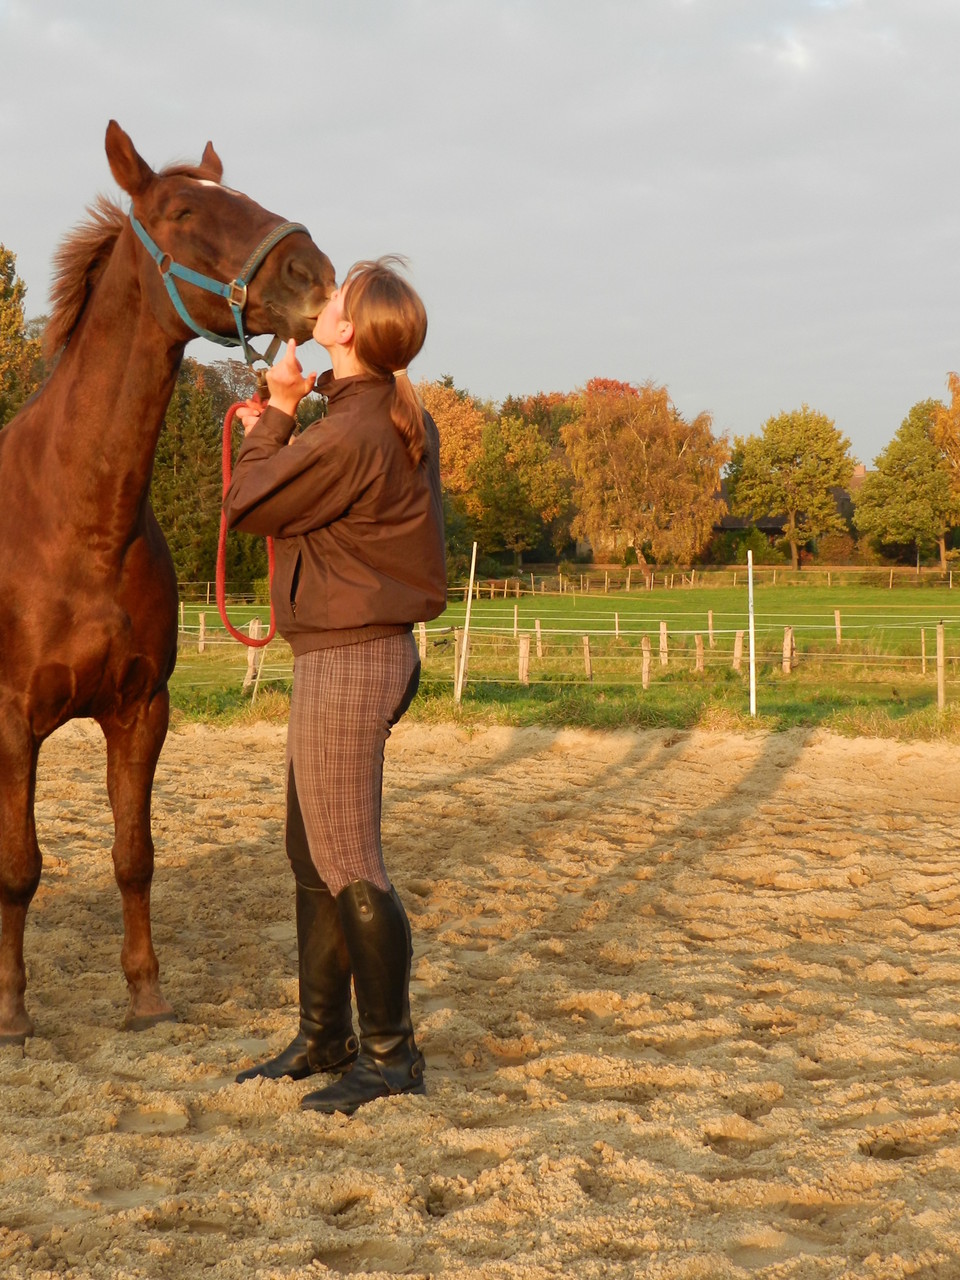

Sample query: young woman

[224,258,446,1115]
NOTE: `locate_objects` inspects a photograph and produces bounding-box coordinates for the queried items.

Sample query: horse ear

[200,142,224,183]
[105,121,154,198]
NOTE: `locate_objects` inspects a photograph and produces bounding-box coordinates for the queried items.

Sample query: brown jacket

[223,371,447,655]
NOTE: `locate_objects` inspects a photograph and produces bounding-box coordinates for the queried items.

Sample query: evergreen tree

[151,358,268,591]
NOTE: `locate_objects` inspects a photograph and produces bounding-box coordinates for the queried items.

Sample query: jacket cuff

[237,404,297,455]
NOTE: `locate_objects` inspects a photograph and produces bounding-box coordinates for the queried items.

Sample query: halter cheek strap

[129,214,309,368]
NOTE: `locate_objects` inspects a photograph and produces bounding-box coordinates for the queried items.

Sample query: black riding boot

[236,881,359,1083]
[300,880,425,1115]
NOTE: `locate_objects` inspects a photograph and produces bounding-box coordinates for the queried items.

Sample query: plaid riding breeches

[285,631,420,896]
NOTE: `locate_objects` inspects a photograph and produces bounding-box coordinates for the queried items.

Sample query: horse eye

[170,208,191,222]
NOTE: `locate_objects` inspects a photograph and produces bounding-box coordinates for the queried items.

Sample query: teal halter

[129,213,309,367]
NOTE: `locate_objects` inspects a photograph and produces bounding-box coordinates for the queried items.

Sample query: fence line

[171,569,960,721]
[178,563,957,608]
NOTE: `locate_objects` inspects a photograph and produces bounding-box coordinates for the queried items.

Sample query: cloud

[2,0,959,461]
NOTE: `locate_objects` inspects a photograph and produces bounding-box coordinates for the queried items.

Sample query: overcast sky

[2,0,958,464]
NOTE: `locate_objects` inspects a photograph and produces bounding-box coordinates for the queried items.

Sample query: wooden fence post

[582,635,592,681]
[708,610,715,648]
[242,618,261,690]
[834,609,842,648]
[732,630,744,672]
[518,634,530,686]
[695,634,704,673]
[937,622,945,712]
[641,635,651,690]
[455,543,477,705]
[659,621,668,667]
[614,611,620,640]
[535,618,543,659]
[454,628,463,685]
[198,612,206,654]
[921,627,926,676]
[513,604,519,639]
[418,621,427,662]
[782,625,794,674]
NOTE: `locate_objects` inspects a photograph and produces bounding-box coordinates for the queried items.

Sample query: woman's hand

[236,399,263,436]
[264,339,317,417]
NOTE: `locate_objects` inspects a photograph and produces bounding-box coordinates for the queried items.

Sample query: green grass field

[169,577,960,739]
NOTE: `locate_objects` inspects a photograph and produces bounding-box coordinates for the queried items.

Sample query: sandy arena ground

[2,719,960,1279]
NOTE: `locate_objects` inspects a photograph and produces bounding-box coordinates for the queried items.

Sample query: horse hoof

[124,1009,178,1032]
[0,1015,34,1046]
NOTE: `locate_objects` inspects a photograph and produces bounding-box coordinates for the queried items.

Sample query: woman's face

[312,280,351,350]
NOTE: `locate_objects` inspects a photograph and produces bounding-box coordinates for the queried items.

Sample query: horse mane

[44,195,126,358]
[43,161,218,358]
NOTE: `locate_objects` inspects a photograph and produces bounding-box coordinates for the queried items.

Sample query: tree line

[425,376,960,576]
[3,244,960,583]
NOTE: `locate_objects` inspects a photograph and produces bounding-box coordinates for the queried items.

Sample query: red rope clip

[216,397,276,647]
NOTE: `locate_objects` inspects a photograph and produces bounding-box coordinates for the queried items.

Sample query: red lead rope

[216,399,277,647]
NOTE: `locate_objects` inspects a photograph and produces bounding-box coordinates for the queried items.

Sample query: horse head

[104,121,335,351]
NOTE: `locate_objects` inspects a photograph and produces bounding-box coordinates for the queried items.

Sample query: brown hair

[341,256,428,465]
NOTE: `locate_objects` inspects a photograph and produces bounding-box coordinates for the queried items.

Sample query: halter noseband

[129,213,309,367]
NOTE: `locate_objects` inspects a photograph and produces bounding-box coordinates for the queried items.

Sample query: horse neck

[43,232,186,535]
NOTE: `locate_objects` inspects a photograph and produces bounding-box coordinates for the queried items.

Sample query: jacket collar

[315,369,392,405]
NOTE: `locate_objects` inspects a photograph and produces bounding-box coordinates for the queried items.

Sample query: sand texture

[2,719,960,1279]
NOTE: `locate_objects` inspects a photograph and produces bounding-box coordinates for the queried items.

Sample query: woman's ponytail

[390,371,426,466]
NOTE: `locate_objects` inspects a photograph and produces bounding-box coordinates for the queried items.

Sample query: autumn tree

[561,378,728,565]
[855,400,960,571]
[416,378,492,574]
[727,405,854,570]
[469,415,571,567]
[932,372,960,500]
[499,390,578,445]
[0,246,45,427]
[417,378,489,494]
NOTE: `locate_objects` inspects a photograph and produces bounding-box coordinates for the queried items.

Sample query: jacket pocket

[289,549,303,616]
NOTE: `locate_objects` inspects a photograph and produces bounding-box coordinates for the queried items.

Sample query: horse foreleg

[0,712,41,1044]
[101,689,175,1030]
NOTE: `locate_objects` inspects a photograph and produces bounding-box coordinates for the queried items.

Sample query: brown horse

[0,122,334,1044]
